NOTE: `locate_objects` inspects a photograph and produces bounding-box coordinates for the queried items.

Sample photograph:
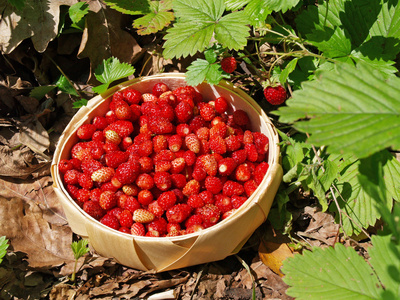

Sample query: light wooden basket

[51,73,283,272]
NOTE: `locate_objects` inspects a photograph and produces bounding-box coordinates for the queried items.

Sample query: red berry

[58,159,73,174]
[105,151,129,169]
[221,56,237,74]
[118,210,133,228]
[153,171,172,191]
[152,82,170,97]
[223,180,244,197]
[205,176,223,194]
[100,213,120,230]
[214,97,229,114]
[157,191,177,210]
[254,162,269,184]
[115,161,141,185]
[198,204,221,227]
[77,124,96,140]
[64,169,81,185]
[232,110,249,127]
[263,85,287,105]
[123,88,142,105]
[83,200,105,220]
[131,222,146,236]
[99,190,117,210]
[166,204,191,223]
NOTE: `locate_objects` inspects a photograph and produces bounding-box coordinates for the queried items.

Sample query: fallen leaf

[0,0,78,54]
[259,240,294,277]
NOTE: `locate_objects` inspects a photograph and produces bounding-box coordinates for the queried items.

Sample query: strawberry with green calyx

[263,80,288,105]
[220,56,237,74]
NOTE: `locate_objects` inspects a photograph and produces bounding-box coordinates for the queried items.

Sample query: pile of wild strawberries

[58,82,270,237]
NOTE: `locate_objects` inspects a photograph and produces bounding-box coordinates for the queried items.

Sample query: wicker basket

[51,73,283,272]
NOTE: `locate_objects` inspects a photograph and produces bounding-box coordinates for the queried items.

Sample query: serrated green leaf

[279,58,298,85]
[163,0,249,59]
[329,150,400,236]
[282,243,381,300]
[224,0,251,11]
[262,0,300,13]
[243,0,272,26]
[103,0,151,15]
[204,48,217,64]
[274,62,400,159]
[92,57,135,94]
[133,1,174,35]
[369,233,400,298]
[69,2,89,24]
[56,75,79,97]
[71,239,89,260]
[29,85,56,100]
[72,99,88,109]
[307,26,352,58]
[0,236,9,264]
[185,59,223,86]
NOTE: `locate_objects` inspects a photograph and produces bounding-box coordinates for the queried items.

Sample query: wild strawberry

[167,222,181,233]
[148,200,165,217]
[92,116,109,130]
[157,191,177,210]
[231,195,248,209]
[78,173,94,189]
[222,209,237,220]
[166,203,192,223]
[185,134,200,153]
[138,140,153,157]
[133,209,155,223]
[105,151,128,169]
[176,124,191,137]
[179,176,198,193]
[114,102,133,120]
[253,132,269,155]
[100,181,119,192]
[214,194,233,213]
[147,217,168,235]
[58,159,73,174]
[66,184,80,200]
[103,142,120,153]
[124,196,141,213]
[158,91,177,107]
[71,142,92,161]
[152,82,170,97]
[146,230,160,237]
[209,136,227,154]
[218,157,237,176]
[148,116,174,134]
[118,210,133,228]
[195,127,209,141]
[105,110,118,124]
[223,180,244,197]
[77,124,96,140]
[76,188,91,203]
[205,176,223,194]
[254,162,269,184]
[104,129,121,145]
[170,157,186,174]
[243,130,254,144]
[64,169,81,185]
[189,115,206,133]
[131,222,146,236]
[192,166,207,182]
[136,173,154,190]
[159,103,175,121]
[100,214,120,230]
[245,143,258,162]
[198,154,217,176]
[90,188,102,202]
[244,179,259,197]
[199,190,214,205]
[198,204,221,227]
[155,160,172,172]
[214,97,229,114]
[130,104,141,121]
[91,167,115,183]
[231,149,247,165]
[221,56,237,74]
[186,224,204,234]
[115,161,141,185]
[138,189,153,206]
[92,130,105,143]
[153,135,168,153]
[81,159,102,176]
[154,149,175,163]
[183,150,196,166]
[119,227,131,234]
[99,190,117,210]
[69,158,82,170]
[187,195,205,209]
[175,101,194,123]
[168,135,183,152]
[199,102,216,121]
[263,85,287,105]
[142,93,158,103]
[83,200,105,220]
[170,173,186,189]
[123,88,142,105]
[209,122,227,140]
[232,110,250,127]
[138,156,153,173]
[235,163,252,182]
[105,120,134,138]
[153,171,172,191]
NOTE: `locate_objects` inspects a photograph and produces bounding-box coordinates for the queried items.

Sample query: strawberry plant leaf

[262,0,300,13]
[186,59,223,86]
[68,2,89,24]
[273,62,400,159]
[7,0,26,11]
[56,75,79,97]
[282,243,381,300]
[0,236,9,264]
[279,58,298,85]
[103,0,151,15]
[92,57,135,94]
[73,99,88,109]
[133,0,174,35]
[163,0,249,59]
[243,0,272,26]
[29,85,57,100]
[224,0,251,11]
[329,150,400,236]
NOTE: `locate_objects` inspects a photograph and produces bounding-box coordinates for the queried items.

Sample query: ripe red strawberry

[92,116,109,130]
[152,82,170,97]
[142,93,158,103]
[78,173,94,189]
[221,56,237,74]
[115,161,141,185]
[187,194,205,209]
[235,163,252,182]
[176,124,191,137]
[231,149,247,165]
[198,154,217,176]
[232,110,249,127]
[244,179,259,197]
[105,151,128,169]
[166,203,192,223]
[253,132,269,155]
[147,217,168,235]
[182,179,201,197]
[209,122,227,140]
[58,159,73,174]
[183,150,196,166]
[198,204,221,227]
[83,200,105,220]
[167,222,181,233]
[100,213,120,230]
[148,200,165,217]
[81,159,103,175]
[131,222,146,236]
[209,136,227,155]
[123,88,142,105]
[254,162,269,184]
[245,143,258,162]
[66,184,79,200]
[64,169,81,185]
[170,157,186,174]
[153,171,172,191]
[114,102,133,120]
[90,188,102,202]
[92,130,105,142]
[218,157,237,176]
[76,188,91,203]
[223,180,244,197]
[175,101,194,123]
[231,195,248,209]
[124,196,141,213]
[91,167,115,183]
[105,120,134,138]
[99,190,117,210]
[264,85,287,105]
[138,189,154,206]
[148,116,174,134]
[199,102,216,121]
[171,173,187,189]
[155,160,172,173]
[205,176,223,194]
[77,124,96,140]
[136,173,154,190]
[192,166,207,182]
[157,191,177,210]
[214,97,229,114]
[214,194,233,213]
[153,135,168,153]
[189,115,206,133]
[133,209,155,223]
[185,133,200,153]
[168,135,183,152]
[71,142,92,161]
[118,209,133,228]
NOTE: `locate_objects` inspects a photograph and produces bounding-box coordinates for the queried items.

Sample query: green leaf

[0,236,9,264]
[273,62,400,159]
[103,0,151,15]
[243,0,272,26]
[71,239,89,260]
[69,2,89,24]
[307,26,352,58]
[330,150,400,236]
[56,75,79,97]
[224,0,251,11]
[279,58,298,85]
[262,0,300,13]
[92,57,135,94]
[282,243,381,299]
[7,0,26,11]
[163,0,249,59]
[369,233,400,298]
[186,59,223,86]
[133,1,174,35]
[72,99,88,109]
[29,85,56,100]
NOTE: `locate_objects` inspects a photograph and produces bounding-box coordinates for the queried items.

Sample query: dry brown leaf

[77,5,143,83]
[259,240,294,277]
[0,0,78,54]
[0,196,74,269]
[49,283,77,300]
[18,117,50,157]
